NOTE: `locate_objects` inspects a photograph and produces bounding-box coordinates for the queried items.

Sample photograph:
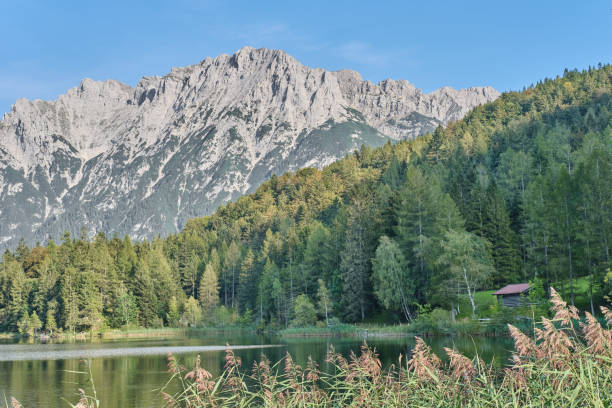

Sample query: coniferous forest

[1,66,611,334]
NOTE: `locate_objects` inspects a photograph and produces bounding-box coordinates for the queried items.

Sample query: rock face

[0,47,499,249]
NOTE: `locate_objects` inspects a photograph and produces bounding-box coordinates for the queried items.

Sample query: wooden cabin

[492,283,530,307]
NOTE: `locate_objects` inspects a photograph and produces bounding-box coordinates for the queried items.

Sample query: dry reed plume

[157,288,611,407]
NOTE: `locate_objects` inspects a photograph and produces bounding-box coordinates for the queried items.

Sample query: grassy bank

[278,317,528,338]
[279,324,416,338]
[278,281,604,339]
[100,327,191,339]
[97,326,255,340]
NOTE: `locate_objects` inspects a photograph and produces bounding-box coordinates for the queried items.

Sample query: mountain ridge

[0,46,499,249]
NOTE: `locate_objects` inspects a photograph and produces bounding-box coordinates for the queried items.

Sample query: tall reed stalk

[162,288,612,407]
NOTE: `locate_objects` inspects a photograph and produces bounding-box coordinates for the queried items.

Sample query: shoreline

[0,326,255,342]
[1,320,522,342]
[276,318,526,338]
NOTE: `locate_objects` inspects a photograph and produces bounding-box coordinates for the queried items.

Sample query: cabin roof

[492,283,530,296]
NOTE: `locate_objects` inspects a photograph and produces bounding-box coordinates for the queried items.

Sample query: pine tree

[482,183,521,286]
[283,226,300,310]
[60,265,80,332]
[15,238,31,265]
[237,249,256,313]
[89,233,116,315]
[575,135,612,312]
[301,222,333,294]
[224,241,241,309]
[522,175,554,284]
[497,148,533,208]
[182,254,200,298]
[133,260,158,327]
[17,312,30,336]
[147,242,181,319]
[340,196,376,322]
[381,156,406,190]
[394,167,462,303]
[29,311,42,336]
[552,164,577,304]
[257,259,281,324]
[79,270,104,331]
[272,277,286,325]
[45,300,57,333]
[198,263,220,319]
[6,260,28,331]
[166,296,181,327]
[395,166,433,304]
[116,235,137,281]
[465,165,490,235]
[32,256,58,321]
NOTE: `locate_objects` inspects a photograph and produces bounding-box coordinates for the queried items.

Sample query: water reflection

[0,343,282,361]
[0,333,513,408]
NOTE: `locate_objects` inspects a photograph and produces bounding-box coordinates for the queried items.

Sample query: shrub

[214,305,234,327]
[429,308,451,323]
[291,294,317,327]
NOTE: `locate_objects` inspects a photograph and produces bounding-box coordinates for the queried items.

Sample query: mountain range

[0,46,499,249]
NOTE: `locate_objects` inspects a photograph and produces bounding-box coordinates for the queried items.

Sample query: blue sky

[1,0,610,114]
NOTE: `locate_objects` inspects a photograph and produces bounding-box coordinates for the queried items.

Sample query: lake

[0,332,514,407]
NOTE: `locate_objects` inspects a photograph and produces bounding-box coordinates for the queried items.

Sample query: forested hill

[1,66,611,333]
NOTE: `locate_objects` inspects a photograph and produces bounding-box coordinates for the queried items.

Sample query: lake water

[0,332,513,407]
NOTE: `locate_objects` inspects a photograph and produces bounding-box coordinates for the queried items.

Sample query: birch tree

[372,236,414,321]
[436,230,493,316]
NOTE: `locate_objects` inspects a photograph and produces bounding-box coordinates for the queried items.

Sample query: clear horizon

[1,0,610,114]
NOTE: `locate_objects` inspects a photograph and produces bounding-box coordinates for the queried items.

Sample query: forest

[1,65,611,334]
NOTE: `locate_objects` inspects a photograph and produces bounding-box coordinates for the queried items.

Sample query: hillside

[0,65,610,332]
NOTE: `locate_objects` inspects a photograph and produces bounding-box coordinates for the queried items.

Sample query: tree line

[1,65,611,334]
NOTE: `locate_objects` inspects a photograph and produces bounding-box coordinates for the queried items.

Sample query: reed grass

[163,288,612,407]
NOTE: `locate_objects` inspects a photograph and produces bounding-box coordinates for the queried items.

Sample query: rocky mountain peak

[0,47,499,249]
